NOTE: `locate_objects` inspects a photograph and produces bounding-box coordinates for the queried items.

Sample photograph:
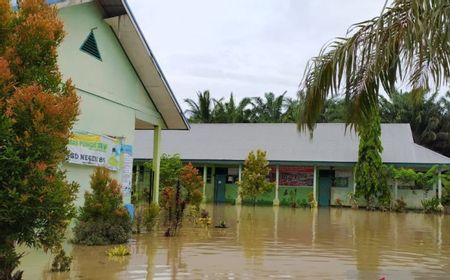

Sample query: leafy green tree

[145,153,183,190]
[354,111,390,209]
[184,90,214,123]
[238,150,275,205]
[0,1,79,278]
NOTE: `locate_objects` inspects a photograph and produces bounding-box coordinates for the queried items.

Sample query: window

[227,168,239,183]
[334,177,349,188]
[334,170,351,188]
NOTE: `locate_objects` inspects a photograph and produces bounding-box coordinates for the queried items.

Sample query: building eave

[55,0,190,130]
[118,0,189,130]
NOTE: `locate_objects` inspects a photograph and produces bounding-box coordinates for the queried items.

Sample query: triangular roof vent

[80,30,102,61]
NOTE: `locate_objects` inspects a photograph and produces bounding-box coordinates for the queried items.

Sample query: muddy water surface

[20,205,450,279]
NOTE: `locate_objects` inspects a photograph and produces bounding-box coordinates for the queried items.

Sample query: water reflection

[19,205,450,279]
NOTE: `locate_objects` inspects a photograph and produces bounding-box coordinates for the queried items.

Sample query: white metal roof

[134,123,450,166]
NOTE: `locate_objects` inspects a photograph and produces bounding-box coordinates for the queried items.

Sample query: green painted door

[319,170,333,207]
[214,174,226,203]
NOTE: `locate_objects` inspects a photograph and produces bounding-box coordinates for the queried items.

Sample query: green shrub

[421,197,440,213]
[73,168,132,245]
[73,218,131,245]
[299,199,309,208]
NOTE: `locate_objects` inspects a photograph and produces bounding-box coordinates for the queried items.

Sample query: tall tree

[184,90,214,123]
[282,96,301,123]
[0,0,79,278]
[251,92,286,122]
[354,110,389,210]
[380,90,450,156]
[213,93,252,123]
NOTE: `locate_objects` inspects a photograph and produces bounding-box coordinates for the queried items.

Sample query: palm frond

[299,0,450,134]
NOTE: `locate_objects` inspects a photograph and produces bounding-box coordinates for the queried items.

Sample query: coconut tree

[380,90,450,156]
[251,92,286,122]
[184,90,214,123]
[212,93,252,123]
[282,96,301,123]
[319,98,350,123]
[298,0,450,208]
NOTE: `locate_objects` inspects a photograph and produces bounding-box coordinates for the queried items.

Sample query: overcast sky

[127,0,386,110]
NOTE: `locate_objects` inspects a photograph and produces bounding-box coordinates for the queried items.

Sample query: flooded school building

[134,123,450,208]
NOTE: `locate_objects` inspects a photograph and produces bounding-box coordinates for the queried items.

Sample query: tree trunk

[0,237,23,280]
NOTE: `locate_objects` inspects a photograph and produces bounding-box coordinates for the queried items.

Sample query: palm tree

[212,93,252,123]
[298,0,450,207]
[184,90,214,123]
[284,92,350,123]
[319,98,350,123]
[298,0,450,132]
[251,92,286,122]
[282,96,300,123]
[380,90,450,156]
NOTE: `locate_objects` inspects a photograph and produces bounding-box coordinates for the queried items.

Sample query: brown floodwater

[19,205,450,279]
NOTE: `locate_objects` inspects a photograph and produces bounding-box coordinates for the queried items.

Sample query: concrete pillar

[236,204,241,240]
[437,170,444,211]
[152,125,161,204]
[311,207,318,247]
[273,165,280,206]
[202,164,207,202]
[438,170,442,201]
[212,166,216,202]
[236,164,242,205]
[273,205,279,242]
[313,166,318,203]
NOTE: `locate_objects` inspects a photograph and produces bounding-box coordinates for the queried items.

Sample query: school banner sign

[67,133,122,171]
